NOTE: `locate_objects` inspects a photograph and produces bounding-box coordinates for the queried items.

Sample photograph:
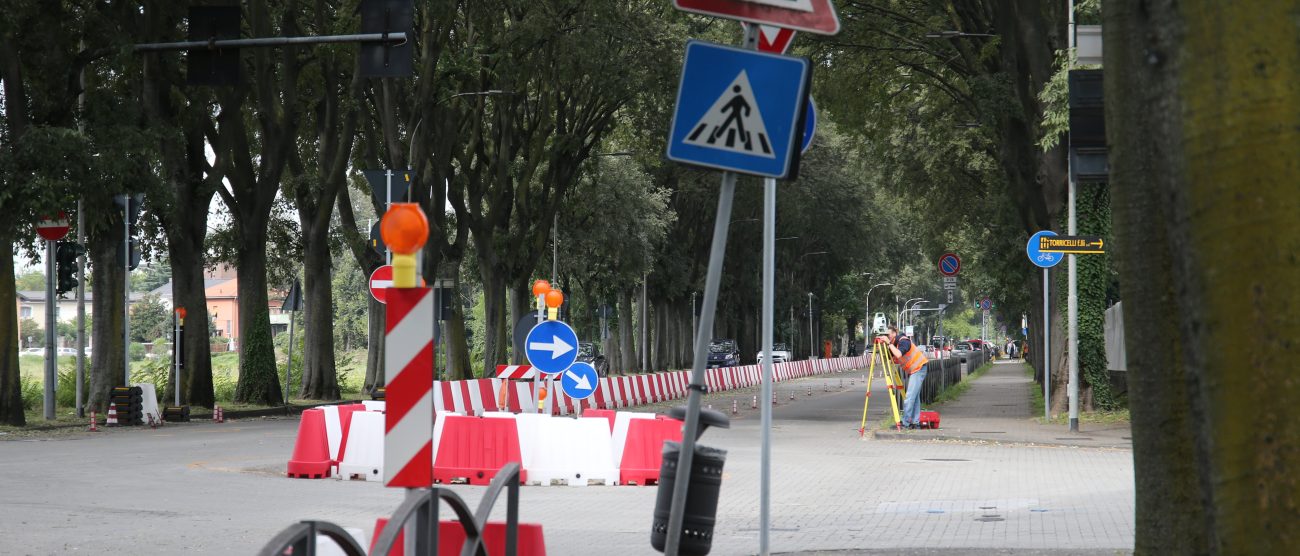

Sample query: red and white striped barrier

[495,365,536,380]
[383,287,434,488]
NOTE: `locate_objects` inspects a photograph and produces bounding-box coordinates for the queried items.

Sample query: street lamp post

[898,298,924,330]
[807,292,815,359]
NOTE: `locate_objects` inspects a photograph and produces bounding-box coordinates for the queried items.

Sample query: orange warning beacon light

[532,280,552,297]
[380,203,429,288]
[545,289,564,320]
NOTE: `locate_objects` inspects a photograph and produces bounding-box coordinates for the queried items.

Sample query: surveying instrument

[857,333,908,436]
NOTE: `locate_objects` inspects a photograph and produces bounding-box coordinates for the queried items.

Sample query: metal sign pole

[1043,267,1051,422]
[760,175,776,555]
[123,201,131,387]
[76,202,86,418]
[665,171,736,556]
[43,240,56,420]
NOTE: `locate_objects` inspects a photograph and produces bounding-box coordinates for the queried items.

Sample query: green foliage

[330,250,369,352]
[15,271,45,291]
[1077,184,1120,409]
[129,293,171,343]
[1038,48,1074,152]
[128,343,145,362]
[130,263,172,294]
[19,319,44,347]
[234,307,282,405]
[19,375,41,411]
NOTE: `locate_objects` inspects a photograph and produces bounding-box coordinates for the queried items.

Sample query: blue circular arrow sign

[801,97,817,153]
[524,320,580,375]
[1026,231,1064,268]
[560,362,600,401]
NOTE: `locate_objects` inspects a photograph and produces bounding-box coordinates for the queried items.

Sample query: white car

[757,343,792,364]
[19,347,44,357]
[57,347,78,357]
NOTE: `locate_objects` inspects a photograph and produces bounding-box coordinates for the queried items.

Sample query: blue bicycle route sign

[1027,231,1064,268]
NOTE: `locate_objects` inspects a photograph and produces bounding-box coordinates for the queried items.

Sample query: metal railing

[258,462,522,556]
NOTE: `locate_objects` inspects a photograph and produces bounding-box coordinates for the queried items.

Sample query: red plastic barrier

[619,417,683,486]
[286,408,331,479]
[433,415,528,485]
[371,517,405,556]
[582,408,617,432]
[438,521,546,556]
[334,403,367,465]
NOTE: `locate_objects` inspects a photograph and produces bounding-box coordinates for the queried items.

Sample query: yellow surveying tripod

[858,336,908,436]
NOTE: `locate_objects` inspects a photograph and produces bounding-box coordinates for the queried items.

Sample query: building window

[20,306,32,318]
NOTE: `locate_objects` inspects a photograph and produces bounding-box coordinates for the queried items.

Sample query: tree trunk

[1110,2,1300,551]
[638,281,648,372]
[508,283,531,365]
[298,231,338,400]
[445,271,472,381]
[170,244,214,408]
[478,268,508,378]
[87,227,126,413]
[618,290,636,374]
[232,232,283,406]
[363,297,385,392]
[0,241,25,425]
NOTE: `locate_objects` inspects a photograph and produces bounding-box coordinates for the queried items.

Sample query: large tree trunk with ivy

[1075,182,1116,411]
[86,228,127,414]
[1108,1,1300,551]
[232,237,282,406]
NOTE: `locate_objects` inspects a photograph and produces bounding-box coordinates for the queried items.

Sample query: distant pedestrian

[881,325,930,429]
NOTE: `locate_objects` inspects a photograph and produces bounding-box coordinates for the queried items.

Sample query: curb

[871,430,1132,449]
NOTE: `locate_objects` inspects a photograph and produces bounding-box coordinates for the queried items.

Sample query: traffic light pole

[44,240,56,421]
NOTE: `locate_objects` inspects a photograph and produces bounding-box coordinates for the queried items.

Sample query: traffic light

[113,193,145,270]
[55,241,85,296]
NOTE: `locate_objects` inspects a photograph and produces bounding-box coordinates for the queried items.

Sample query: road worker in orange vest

[879,324,930,429]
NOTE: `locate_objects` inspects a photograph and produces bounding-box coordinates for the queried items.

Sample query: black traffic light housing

[55,241,85,297]
[113,193,145,270]
[187,5,242,86]
[1068,69,1108,182]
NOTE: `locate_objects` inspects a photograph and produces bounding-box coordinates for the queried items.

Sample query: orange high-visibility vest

[894,336,929,375]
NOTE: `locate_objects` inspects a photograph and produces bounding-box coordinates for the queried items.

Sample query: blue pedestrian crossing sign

[524,320,580,375]
[560,362,600,401]
[667,40,811,179]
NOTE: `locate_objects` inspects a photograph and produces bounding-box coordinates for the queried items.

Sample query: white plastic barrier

[610,412,657,468]
[315,527,368,556]
[527,416,618,486]
[133,383,163,425]
[321,405,342,467]
[337,411,384,482]
[362,400,386,412]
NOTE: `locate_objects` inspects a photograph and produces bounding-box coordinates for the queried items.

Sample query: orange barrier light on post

[545,289,564,321]
[380,203,429,288]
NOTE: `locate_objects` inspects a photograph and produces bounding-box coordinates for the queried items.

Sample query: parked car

[576,342,609,377]
[56,347,77,357]
[954,342,974,354]
[756,342,792,364]
[707,339,740,368]
[19,347,43,357]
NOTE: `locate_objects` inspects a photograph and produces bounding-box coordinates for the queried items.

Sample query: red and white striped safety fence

[383,287,434,487]
[495,365,536,380]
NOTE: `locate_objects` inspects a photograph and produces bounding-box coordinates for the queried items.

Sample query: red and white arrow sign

[496,365,537,380]
[743,22,797,53]
[369,265,427,304]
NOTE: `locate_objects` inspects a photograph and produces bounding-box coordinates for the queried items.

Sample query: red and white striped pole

[380,203,434,488]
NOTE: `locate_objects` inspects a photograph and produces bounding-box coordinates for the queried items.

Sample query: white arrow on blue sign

[524,320,580,375]
[1026,230,1065,268]
[667,40,811,179]
[561,362,600,401]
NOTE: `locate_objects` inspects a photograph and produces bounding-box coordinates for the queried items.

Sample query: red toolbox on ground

[919,411,941,429]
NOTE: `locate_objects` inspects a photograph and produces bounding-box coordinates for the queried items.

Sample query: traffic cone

[88,411,98,432]
[106,403,119,426]
[751,395,757,409]
[214,405,224,423]
[287,408,332,479]
[732,399,738,415]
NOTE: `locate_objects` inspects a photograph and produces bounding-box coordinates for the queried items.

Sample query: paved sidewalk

[875,360,1132,449]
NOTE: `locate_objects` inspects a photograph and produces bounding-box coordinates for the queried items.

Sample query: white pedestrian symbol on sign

[684,71,775,158]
